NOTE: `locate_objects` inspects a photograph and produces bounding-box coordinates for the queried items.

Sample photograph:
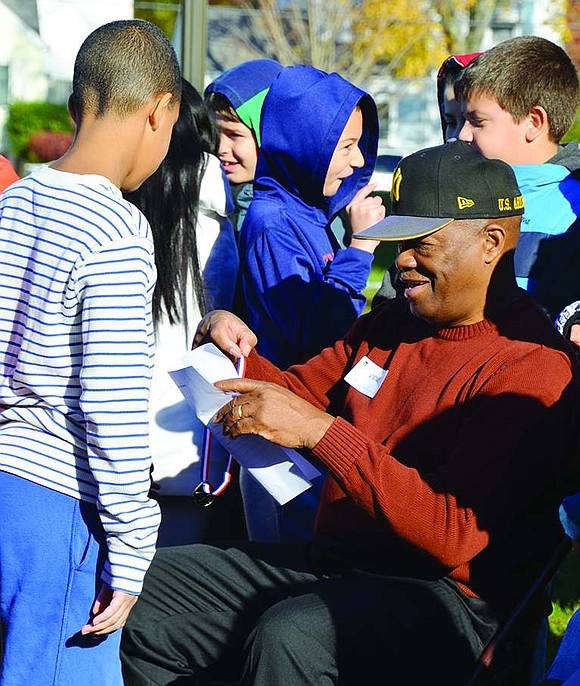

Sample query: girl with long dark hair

[125,78,240,544]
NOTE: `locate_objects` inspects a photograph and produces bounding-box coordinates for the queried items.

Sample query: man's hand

[80,585,138,637]
[214,378,334,450]
[347,183,385,254]
[193,310,257,359]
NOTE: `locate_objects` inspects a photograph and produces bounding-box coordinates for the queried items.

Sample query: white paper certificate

[169,344,321,504]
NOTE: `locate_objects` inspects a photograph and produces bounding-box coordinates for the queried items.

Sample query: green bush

[6,102,74,161]
[563,118,580,144]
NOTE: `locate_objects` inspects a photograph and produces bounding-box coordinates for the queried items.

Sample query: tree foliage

[433,0,496,56]
[134,1,571,90]
[134,0,180,40]
[232,0,498,85]
[354,0,448,80]
[230,0,569,87]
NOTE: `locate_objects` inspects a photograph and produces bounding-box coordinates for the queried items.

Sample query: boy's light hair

[72,20,181,122]
[455,35,579,143]
[205,91,243,124]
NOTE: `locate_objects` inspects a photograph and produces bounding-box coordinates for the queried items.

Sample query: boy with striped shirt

[0,19,181,686]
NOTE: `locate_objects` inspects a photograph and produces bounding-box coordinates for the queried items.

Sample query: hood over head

[254,65,378,218]
[205,59,284,145]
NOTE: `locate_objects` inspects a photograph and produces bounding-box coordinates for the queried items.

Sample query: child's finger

[347,182,378,207]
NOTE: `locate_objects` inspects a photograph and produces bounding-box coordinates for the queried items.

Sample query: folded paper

[169,344,321,505]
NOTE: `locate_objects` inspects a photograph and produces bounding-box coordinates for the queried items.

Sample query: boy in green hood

[205,59,284,231]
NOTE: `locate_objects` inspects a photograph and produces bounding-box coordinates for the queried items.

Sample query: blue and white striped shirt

[0,166,159,594]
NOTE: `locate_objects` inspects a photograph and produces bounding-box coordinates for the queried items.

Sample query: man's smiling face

[396,219,490,327]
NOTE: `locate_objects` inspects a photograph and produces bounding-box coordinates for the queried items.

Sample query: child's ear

[148,92,174,132]
[67,94,78,124]
[524,105,550,143]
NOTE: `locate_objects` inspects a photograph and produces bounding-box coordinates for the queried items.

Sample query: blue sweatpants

[0,471,123,686]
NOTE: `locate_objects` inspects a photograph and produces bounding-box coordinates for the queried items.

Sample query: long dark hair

[125,78,219,328]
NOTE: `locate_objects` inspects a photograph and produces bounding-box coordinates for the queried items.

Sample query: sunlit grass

[548,550,580,663]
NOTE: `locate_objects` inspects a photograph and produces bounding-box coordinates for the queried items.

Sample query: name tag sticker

[344,356,388,398]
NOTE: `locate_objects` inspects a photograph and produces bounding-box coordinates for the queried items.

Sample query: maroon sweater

[245,295,580,608]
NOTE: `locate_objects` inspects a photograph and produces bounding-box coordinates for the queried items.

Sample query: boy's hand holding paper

[193,309,257,359]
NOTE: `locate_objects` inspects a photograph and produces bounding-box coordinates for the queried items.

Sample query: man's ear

[148,92,174,132]
[524,105,550,143]
[482,223,506,264]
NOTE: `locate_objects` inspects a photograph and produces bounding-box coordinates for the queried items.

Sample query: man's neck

[484,266,522,320]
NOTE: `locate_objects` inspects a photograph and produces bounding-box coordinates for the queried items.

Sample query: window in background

[0,66,9,107]
[47,79,72,105]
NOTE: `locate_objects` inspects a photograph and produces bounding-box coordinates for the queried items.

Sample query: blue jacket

[240,66,379,368]
[512,141,580,320]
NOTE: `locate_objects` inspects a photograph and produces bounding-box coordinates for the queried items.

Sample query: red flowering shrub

[27,131,73,162]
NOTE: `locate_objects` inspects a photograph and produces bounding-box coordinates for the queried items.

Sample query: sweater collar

[436,318,497,341]
[434,291,529,341]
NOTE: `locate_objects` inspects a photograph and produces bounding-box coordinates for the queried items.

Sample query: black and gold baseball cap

[358,140,524,241]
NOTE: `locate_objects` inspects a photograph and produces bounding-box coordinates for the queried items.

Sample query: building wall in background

[37,0,133,96]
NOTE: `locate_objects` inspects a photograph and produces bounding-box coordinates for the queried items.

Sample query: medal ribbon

[193,355,246,505]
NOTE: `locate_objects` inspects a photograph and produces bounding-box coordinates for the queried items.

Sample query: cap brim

[356,215,454,242]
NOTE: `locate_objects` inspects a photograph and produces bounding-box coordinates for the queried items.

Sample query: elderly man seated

[121,141,580,686]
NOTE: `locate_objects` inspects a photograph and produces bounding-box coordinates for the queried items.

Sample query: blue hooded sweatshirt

[512,140,580,321]
[240,65,379,369]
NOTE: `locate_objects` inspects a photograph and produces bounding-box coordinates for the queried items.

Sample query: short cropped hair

[71,19,182,121]
[455,35,579,142]
[205,92,242,124]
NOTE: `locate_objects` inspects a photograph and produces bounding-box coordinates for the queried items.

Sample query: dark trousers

[121,541,499,686]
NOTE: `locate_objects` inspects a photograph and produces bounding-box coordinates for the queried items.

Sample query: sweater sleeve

[242,215,372,366]
[245,332,354,413]
[76,238,160,595]
[311,347,577,569]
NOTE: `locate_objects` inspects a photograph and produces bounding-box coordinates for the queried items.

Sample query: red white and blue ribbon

[193,355,246,505]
